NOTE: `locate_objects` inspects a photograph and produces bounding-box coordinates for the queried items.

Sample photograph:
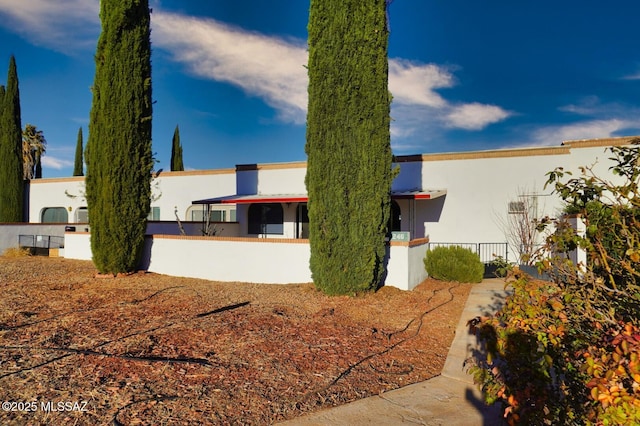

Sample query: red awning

[391,189,447,200]
[193,189,446,205]
[192,194,308,205]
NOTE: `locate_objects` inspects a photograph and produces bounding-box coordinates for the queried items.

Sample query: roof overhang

[193,189,446,205]
[391,189,447,200]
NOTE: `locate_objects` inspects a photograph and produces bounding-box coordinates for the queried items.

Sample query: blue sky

[0,0,639,178]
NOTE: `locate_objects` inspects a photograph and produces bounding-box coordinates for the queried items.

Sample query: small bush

[2,247,31,257]
[424,246,484,283]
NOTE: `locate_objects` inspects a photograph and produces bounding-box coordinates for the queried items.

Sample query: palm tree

[22,124,46,179]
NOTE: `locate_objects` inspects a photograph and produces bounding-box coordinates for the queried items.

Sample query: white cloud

[0,2,511,136]
[446,103,511,130]
[387,60,510,133]
[622,71,640,80]
[42,155,73,170]
[532,119,634,146]
[152,12,510,131]
[388,59,453,108]
[151,11,309,124]
[0,0,99,52]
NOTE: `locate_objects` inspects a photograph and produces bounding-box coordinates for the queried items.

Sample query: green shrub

[424,246,484,283]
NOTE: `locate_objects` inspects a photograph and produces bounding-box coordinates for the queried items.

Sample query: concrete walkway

[277,279,511,426]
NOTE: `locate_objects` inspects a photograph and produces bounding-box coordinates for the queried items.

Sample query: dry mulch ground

[0,256,471,425]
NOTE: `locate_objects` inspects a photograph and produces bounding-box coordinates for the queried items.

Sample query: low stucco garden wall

[63,232,430,291]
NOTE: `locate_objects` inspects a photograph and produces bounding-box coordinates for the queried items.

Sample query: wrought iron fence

[426,242,509,264]
[18,234,64,249]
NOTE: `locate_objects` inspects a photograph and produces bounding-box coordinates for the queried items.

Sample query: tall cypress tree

[305,0,393,294]
[85,0,153,274]
[170,124,184,171]
[0,56,24,222]
[73,127,84,176]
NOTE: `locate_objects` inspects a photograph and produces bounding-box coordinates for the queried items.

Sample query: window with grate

[41,207,68,223]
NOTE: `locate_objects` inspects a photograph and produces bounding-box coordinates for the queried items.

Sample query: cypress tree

[170,124,184,171]
[85,0,153,274]
[305,0,393,294]
[0,56,24,222]
[73,127,84,176]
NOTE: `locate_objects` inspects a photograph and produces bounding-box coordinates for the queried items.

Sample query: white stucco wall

[33,137,637,284]
[407,241,429,288]
[236,164,307,195]
[28,169,237,224]
[142,236,308,283]
[385,244,408,289]
[403,143,628,256]
[143,236,312,284]
[384,240,430,290]
[150,170,236,220]
[28,177,86,223]
[63,232,426,290]
[0,224,68,253]
[63,232,92,260]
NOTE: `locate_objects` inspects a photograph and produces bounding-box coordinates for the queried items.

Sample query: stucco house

[18,135,636,290]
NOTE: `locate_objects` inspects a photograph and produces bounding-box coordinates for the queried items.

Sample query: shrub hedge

[424,246,484,283]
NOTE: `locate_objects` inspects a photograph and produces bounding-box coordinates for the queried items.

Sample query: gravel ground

[0,255,471,425]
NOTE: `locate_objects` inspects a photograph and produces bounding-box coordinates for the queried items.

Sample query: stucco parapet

[561,136,638,149]
[156,168,235,177]
[148,234,310,244]
[419,146,570,162]
[390,237,430,247]
[236,161,307,171]
[29,176,85,184]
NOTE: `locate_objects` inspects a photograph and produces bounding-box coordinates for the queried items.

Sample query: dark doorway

[296,203,309,238]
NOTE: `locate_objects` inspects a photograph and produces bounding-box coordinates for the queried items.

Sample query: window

[187,205,236,222]
[248,203,284,235]
[75,207,88,223]
[210,210,225,222]
[508,201,526,214]
[191,209,223,222]
[190,209,204,221]
[41,207,68,223]
[147,206,160,221]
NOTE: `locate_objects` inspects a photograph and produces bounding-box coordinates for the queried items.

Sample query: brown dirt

[0,256,471,425]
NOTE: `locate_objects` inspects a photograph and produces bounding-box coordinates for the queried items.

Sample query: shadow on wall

[23,181,30,222]
[413,195,446,239]
[138,236,153,270]
[236,164,258,195]
[378,243,392,290]
[392,155,423,191]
